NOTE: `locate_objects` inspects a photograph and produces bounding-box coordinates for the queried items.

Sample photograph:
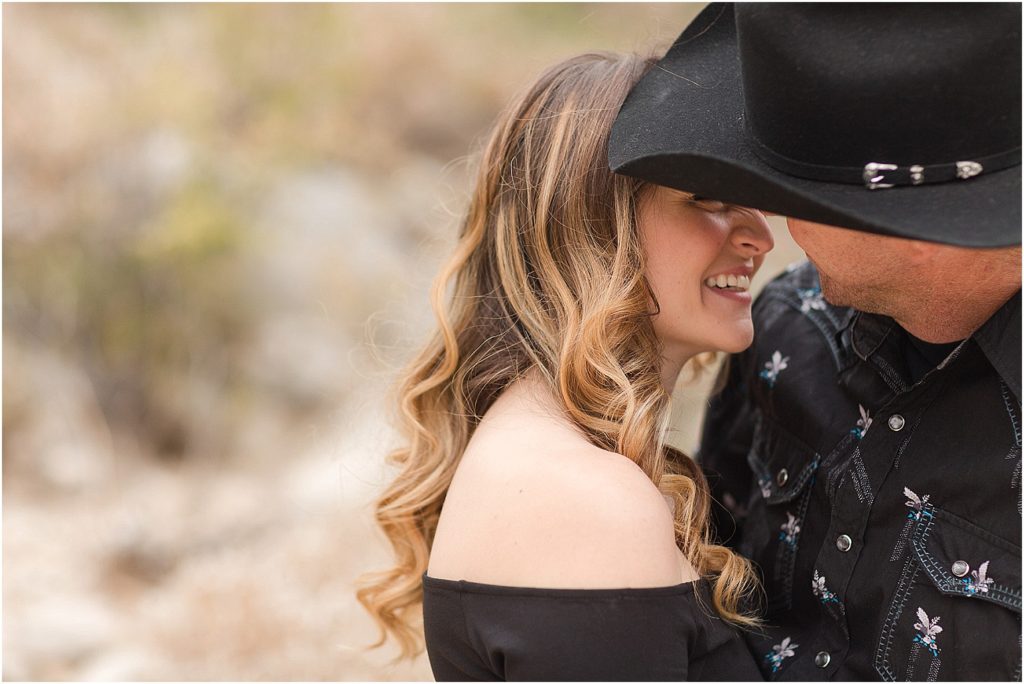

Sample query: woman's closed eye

[688,195,728,211]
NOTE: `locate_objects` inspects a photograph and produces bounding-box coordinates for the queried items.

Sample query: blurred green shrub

[6,171,256,460]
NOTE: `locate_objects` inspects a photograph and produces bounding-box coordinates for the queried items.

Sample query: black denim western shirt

[699,262,1022,681]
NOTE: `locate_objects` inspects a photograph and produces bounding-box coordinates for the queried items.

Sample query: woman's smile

[704,283,753,304]
[640,184,774,363]
[703,268,755,304]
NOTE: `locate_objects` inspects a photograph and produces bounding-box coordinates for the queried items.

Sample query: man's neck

[893,285,1019,343]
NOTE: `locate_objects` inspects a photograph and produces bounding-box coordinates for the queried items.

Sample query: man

[609,4,1021,681]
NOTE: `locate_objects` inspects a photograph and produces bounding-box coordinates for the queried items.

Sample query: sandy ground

[5,387,433,680]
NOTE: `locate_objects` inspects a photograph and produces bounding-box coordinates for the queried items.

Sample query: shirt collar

[848,311,896,363]
[847,290,1022,402]
[972,289,1022,404]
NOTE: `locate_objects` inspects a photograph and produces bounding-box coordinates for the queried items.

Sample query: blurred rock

[78,648,162,681]
[103,514,178,590]
[283,446,346,513]
[3,342,115,494]
[244,313,354,411]
[139,127,193,194]
[8,596,120,674]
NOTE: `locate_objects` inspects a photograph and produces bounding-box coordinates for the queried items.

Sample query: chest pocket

[739,417,820,615]
[875,504,1022,681]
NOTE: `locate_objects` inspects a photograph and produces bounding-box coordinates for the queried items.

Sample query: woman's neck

[660,353,692,393]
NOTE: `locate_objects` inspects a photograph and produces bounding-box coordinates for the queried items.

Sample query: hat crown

[736,4,1022,168]
[607,3,1022,247]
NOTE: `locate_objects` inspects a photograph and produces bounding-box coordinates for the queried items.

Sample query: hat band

[747,129,1021,191]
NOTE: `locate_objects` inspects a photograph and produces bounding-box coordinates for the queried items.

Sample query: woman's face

[639,185,774,367]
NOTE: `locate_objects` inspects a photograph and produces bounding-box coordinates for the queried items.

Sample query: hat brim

[609,4,1022,248]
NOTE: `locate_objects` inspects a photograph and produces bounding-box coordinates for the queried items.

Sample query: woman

[358,52,774,680]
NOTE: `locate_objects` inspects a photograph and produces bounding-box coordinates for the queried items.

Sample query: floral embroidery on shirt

[797,286,827,313]
[851,404,872,439]
[765,636,798,674]
[779,512,801,548]
[890,487,931,562]
[722,492,748,520]
[908,608,944,681]
[811,569,839,604]
[912,608,942,656]
[903,487,930,521]
[962,561,994,595]
[760,350,790,387]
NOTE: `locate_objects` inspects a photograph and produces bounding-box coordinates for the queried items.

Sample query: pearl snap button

[888,414,906,431]
[815,651,831,668]
[836,534,853,552]
[776,468,789,487]
[952,560,970,577]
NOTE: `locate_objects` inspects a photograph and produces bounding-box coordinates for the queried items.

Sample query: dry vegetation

[3,4,801,680]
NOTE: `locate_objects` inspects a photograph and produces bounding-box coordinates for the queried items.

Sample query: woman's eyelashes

[689,196,728,211]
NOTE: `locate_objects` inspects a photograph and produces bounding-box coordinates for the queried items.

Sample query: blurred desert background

[3,3,802,680]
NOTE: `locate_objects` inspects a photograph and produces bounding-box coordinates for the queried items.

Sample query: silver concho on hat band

[956,161,984,179]
[863,163,897,190]
[863,160,985,190]
[741,125,1015,190]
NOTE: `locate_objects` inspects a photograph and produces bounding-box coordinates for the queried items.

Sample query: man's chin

[818,272,893,316]
[816,273,849,308]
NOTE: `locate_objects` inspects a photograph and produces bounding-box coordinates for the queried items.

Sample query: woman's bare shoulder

[427,423,694,589]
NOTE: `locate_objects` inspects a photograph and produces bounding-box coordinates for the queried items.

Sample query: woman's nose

[729,210,775,257]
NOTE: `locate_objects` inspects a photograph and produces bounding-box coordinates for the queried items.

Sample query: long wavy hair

[357,51,760,659]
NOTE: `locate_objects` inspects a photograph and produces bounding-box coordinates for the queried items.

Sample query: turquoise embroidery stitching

[778,512,800,548]
[961,561,994,596]
[797,286,827,313]
[765,636,798,674]
[760,350,789,387]
[812,569,840,605]
[851,404,872,439]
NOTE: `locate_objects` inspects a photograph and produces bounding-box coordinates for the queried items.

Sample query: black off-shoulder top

[422,574,763,681]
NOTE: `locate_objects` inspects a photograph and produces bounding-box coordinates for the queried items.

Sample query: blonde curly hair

[357,51,760,659]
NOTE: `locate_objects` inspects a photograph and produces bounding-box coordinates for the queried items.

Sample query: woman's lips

[704,283,753,303]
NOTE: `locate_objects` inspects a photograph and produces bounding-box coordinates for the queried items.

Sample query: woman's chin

[715,327,755,354]
[663,323,755,360]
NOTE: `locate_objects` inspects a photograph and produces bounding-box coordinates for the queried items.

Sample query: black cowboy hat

[609,3,1022,247]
